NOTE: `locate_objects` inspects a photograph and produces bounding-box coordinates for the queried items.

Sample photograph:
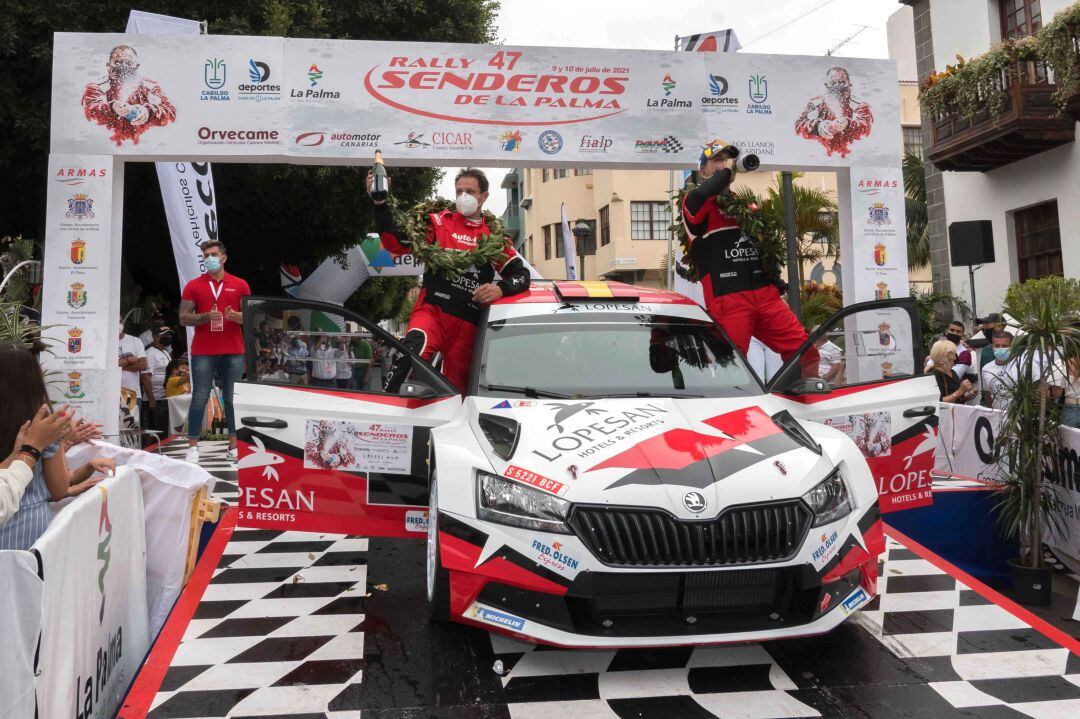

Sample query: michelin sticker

[304,419,414,474]
[469,605,525,632]
[841,588,869,615]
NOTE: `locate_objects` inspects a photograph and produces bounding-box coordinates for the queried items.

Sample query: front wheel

[426,475,451,622]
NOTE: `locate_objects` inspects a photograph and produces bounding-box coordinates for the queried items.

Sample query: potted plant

[992,276,1080,605]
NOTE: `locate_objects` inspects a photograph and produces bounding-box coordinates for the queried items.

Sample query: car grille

[569,501,812,567]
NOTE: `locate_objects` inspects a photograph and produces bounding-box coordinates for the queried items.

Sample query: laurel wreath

[390,198,510,281]
[671,184,786,285]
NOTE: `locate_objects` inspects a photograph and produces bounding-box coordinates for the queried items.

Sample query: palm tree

[903,152,932,271]
[756,175,838,287]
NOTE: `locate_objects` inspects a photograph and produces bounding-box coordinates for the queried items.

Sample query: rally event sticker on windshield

[304,419,414,474]
[504,465,568,496]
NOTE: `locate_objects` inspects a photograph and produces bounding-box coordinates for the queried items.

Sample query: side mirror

[400,380,436,399]
[783,377,832,396]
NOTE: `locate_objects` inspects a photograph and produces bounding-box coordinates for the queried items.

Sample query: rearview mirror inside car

[400,380,437,399]
[783,377,832,396]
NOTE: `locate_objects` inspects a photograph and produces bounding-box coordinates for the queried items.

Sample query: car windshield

[476,312,760,399]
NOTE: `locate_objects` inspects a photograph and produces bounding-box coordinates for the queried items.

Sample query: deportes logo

[538,130,563,155]
[662,73,676,96]
[703,75,739,112]
[248,59,270,83]
[634,136,684,154]
[308,63,324,87]
[709,74,728,96]
[500,130,523,151]
[683,491,706,513]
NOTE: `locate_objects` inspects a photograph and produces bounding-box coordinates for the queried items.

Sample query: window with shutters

[599,205,611,246]
[1014,200,1062,281]
[543,225,552,260]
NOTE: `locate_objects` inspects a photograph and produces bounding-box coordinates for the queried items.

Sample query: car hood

[470,395,835,519]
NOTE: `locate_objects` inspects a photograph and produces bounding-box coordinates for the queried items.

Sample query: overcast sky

[436,0,909,215]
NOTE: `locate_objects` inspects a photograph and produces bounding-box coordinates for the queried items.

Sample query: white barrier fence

[0,446,213,719]
[933,403,1080,576]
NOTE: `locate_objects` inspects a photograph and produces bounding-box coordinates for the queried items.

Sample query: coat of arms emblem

[66,194,95,220]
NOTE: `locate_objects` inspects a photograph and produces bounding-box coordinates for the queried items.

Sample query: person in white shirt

[141,326,174,435]
[814,331,845,384]
[980,331,1014,412]
[334,337,354,390]
[310,335,337,388]
[119,317,148,424]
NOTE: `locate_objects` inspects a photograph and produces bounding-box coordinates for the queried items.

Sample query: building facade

[902,0,1078,318]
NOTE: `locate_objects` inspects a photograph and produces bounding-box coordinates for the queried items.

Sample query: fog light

[686,616,698,624]
[602,619,614,628]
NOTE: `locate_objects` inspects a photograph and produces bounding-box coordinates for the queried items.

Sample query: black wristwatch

[19,444,42,462]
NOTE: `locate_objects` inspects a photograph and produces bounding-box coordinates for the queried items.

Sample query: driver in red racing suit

[683,142,817,374]
[368,167,530,393]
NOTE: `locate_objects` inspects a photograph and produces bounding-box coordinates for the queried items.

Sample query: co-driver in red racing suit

[372,172,530,393]
[682,143,817,375]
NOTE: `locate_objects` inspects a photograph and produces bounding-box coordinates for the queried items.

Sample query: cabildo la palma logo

[202,58,229,101]
[747,74,772,115]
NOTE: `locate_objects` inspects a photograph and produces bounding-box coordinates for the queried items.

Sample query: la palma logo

[292,64,340,99]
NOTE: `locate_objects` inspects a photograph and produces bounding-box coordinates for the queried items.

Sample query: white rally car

[234,281,938,647]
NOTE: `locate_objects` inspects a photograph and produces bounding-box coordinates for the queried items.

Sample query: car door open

[232,296,461,538]
[766,298,939,513]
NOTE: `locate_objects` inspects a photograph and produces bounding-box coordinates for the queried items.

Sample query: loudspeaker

[948,221,995,266]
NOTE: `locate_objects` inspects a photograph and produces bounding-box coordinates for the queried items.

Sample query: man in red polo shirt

[179,240,251,463]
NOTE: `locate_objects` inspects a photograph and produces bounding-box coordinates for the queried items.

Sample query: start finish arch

[43,32,908,433]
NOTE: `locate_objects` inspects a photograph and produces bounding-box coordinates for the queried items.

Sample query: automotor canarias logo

[97,486,113,623]
[363,49,628,126]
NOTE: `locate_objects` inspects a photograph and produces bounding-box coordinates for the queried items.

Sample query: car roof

[497,280,699,306]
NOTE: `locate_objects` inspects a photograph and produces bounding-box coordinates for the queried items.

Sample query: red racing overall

[682,170,817,374]
[375,204,530,392]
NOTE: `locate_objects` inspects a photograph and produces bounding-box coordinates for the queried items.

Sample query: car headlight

[476,470,571,534]
[478,414,520,460]
[802,468,852,527]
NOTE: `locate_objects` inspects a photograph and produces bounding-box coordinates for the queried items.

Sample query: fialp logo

[579,134,612,152]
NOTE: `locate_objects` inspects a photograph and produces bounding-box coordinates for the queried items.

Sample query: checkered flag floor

[136,440,1080,718]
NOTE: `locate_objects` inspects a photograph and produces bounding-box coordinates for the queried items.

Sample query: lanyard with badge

[209,280,225,332]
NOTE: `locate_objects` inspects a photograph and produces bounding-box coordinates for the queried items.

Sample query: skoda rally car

[233,281,938,647]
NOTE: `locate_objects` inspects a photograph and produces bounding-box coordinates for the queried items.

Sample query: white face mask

[455,192,479,217]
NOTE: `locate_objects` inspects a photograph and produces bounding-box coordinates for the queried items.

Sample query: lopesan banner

[50,33,901,170]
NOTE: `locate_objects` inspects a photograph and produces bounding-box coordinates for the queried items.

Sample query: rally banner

[52,33,899,169]
[34,468,151,719]
[40,153,120,433]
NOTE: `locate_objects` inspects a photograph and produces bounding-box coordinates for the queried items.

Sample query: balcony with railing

[927,60,1074,172]
[501,204,521,239]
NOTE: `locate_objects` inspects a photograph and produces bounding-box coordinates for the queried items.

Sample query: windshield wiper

[478,384,572,399]
[579,391,705,398]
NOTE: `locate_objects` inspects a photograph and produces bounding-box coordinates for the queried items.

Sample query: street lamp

[572,220,591,281]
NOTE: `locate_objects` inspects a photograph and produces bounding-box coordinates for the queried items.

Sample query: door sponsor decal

[304,419,414,474]
[824,411,892,457]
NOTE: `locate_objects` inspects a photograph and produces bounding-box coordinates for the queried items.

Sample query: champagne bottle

[370,150,389,201]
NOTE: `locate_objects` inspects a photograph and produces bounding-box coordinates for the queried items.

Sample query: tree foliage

[0,0,500,310]
[903,152,931,271]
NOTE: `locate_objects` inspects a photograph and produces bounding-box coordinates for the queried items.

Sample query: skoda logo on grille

[683,491,706,513]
